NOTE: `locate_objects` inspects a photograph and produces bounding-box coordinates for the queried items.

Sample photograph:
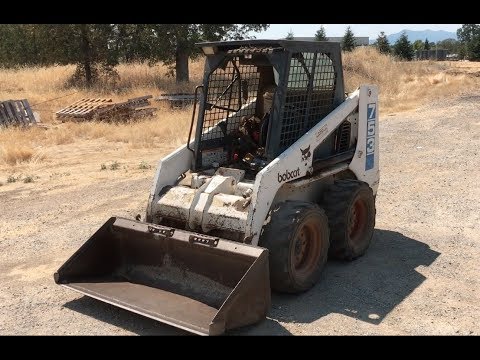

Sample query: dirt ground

[0,92,479,335]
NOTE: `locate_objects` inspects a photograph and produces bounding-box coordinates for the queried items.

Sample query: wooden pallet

[55,98,113,119]
[56,96,155,121]
[0,99,37,128]
[93,96,152,117]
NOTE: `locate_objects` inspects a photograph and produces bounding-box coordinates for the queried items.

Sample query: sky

[251,24,461,40]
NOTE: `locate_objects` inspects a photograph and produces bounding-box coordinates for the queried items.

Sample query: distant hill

[369,29,458,44]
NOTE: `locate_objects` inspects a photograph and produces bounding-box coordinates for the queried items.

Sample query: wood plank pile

[55,95,156,122]
[156,93,197,108]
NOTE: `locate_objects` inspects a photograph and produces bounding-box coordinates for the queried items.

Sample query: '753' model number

[365,103,376,171]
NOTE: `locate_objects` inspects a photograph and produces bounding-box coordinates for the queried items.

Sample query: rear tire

[323,180,376,260]
[259,201,329,293]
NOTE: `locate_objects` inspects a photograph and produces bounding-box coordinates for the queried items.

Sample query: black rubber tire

[322,180,376,261]
[259,201,330,293]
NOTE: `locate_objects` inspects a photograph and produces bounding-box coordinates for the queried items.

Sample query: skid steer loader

[55,40,379,335]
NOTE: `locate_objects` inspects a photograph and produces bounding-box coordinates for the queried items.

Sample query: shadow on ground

[64,228,440,335]
[240,228,441,334]
[64,297,188,335]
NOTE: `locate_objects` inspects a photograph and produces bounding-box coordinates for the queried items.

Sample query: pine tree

[393,32,414,61]
[374,31,390,54]
[342,26,356,52]
[424,38,431,50]
[286,29,294,40]
[315,25,327,41]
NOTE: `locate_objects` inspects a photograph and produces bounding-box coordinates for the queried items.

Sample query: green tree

[0,24,271,84]
[413,39,424,51]
[436,38,461,54]
[457,24,480,60]
[457,24,480,43]
[375,31,391,54]
[109,24,269,83]
[424,38,431,50]
[112,24,157,63]
[44,24,119,87]
[315,25,327,41]
[286,29,294,40]
[0,24,119,86]
[342,26,356,52]
[0,25,47,67]
[393,32,414,60]
[150,24,269,83]
[467,34,480,60]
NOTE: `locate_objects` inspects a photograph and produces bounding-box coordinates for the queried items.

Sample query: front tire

[259,201,330,293]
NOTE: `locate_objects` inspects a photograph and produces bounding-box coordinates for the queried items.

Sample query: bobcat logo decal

[300,145,311,161]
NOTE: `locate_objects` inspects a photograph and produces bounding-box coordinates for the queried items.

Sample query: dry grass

[343,47,480,113]
[1,143,35,165]
[0,58,204,124]
[0,108,191,165]
[1,49,479,167]
[0,60,202,166]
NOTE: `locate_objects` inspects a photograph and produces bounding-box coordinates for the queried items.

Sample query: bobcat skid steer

[55,40,379,335]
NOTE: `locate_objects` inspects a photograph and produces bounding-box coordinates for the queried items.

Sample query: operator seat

[259,85,276,147]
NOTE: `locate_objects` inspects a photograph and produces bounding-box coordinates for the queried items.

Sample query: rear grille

[336,121,351,153]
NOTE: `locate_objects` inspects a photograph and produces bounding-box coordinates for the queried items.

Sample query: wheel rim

[291,217,323,281]
[348,198,367,244]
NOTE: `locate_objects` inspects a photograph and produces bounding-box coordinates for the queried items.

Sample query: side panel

[348,85,380,195]
[146,145,193,222]
[245,90,360,245]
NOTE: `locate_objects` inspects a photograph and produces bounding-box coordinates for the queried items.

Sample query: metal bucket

[54,217,270,335]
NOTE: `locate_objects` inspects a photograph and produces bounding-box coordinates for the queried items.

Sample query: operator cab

[189,40,347,179]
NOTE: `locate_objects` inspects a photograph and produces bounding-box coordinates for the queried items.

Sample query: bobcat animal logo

[300,145,311,161]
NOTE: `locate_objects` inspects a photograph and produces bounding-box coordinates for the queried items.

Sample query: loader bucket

[54,217,270,335]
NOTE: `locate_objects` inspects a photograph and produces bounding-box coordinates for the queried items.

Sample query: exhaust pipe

[54,217,270,335]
